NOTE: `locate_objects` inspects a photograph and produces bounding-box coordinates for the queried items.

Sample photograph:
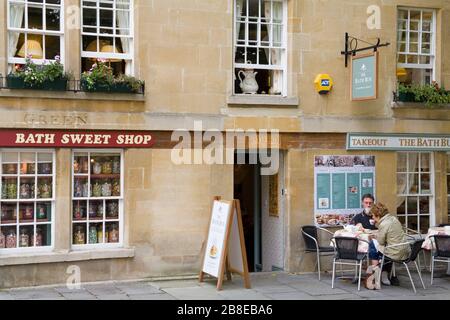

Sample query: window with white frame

[72,151,123,248]
[0,150,55,252]
[397,8,436,85]
[81,0,134,75]
[234,0,287,96]
[447,153,450,223]
[397,152,434,234]
[7,0,64,70]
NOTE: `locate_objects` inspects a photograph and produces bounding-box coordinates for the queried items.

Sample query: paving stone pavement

[1,270,449,300]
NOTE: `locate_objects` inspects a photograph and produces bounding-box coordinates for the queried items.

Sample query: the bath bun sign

[0,129,155,148]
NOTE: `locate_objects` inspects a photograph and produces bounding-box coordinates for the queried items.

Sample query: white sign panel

[202,201,232,278]
[348,133,450,151]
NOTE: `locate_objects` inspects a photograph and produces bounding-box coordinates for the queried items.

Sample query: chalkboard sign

[199,198,251,290]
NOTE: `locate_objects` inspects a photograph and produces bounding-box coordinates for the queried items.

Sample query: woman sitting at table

[367,203,411,287]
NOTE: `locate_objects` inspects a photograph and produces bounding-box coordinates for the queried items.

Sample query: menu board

[314,155,375,227]
[202,200,233,278]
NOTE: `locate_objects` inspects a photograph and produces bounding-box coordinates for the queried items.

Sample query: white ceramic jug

[238,68,259,94]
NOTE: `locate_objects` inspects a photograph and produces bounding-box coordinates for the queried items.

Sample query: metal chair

[331,236,369,291]
[300,225,335,280]
[379,239,426,294]
[430,235,450,285]
[403,226,427,271]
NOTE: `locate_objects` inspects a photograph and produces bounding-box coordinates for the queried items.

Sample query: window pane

[420,153,430,172]
[19,177,35,199]
[409,174,419,194]
[397,197,406,215]
[19,203,34,222]
[419,216,429,234]
[45,35,60,60]
[407,55,418,64]
[1,203,17,224]
[83,8,97,26]
[398,153,407,172]
[397,20,407,30]
[100,9,113,27]
[422,20,431,32]
[407,216,418,233]
[9,3,25,29]
[422,33,431,43]
[409,43,418,53]
[410,20,419,31]
[28,6,43,30]
[408,153,419,172]
[410,32,419,43]
[419,196,429,214]
[397,173,407,194]
[398,10,408,19]
[420,173,430,194]
[46,7,60,31]
[407,197,418,215]
[447,154,450,173]
[73,223,87,245]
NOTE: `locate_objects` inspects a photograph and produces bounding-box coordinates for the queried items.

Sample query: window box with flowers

[6,56,70,91]
[395,82,450,106]
[81,60,144,94]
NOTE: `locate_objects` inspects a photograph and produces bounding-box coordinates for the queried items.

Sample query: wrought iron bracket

[341,32,390,67]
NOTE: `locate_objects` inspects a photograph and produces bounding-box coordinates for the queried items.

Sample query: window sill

[0,89,145,102]
[0,247,135,266]
[227,95,299,107]
[392,101,450,109]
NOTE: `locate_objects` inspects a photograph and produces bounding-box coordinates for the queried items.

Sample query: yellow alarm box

[314,74,333,94]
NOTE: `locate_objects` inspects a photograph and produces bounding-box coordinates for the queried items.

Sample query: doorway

[233,151,286,273]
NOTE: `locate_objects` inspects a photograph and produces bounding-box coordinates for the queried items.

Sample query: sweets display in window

[102,161,112,174]
[108,223,119,243]
[19,229,30,247]
[89,225,98,244]
[112,180,120,196]
[93,162,102,175]
[73,225,85,245]
[102,181,112,197]
[92,182,102,197]
[34,228,43,247]
[38,180,52,198]
[0,231,5,248]
[112,158,120,174]
[37,205,46,220]
[6,229,17,248]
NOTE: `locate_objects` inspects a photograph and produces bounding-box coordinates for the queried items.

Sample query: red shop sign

[0,129,155,148]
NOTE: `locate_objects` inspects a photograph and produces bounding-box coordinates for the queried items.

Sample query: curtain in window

[116,2,132,74]
[264,1,283,95]
[396,154,418,207]
[8,3,25,58]
[235,0,244,55]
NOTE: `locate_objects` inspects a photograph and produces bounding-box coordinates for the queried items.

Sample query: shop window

[81,0,133,75]
[397,8,436,85]
[447,154,450,222]
[0,151,55,252]
[234,0,287,96]
[72,151,123,248]
[7,0,64,70]
[397,152,434,234]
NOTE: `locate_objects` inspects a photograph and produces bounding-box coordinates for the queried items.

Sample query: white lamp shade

[17,39,43,59]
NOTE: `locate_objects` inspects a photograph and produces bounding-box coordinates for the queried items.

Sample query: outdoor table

[422,226,450,275]
[331,228,378,253]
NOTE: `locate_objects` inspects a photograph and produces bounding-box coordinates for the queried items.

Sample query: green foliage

[81,59,144,93]
[114,74,145,92]
[398,82,450,106]
[81,59,114,90]
[10,55,69,87]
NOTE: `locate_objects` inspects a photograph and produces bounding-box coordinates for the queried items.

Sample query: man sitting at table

[350,194,377,230]
[367,203,411,287]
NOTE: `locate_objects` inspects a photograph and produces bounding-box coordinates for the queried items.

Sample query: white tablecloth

[331,229,378,253]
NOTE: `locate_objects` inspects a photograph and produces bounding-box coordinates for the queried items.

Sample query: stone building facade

[0,0,449,288]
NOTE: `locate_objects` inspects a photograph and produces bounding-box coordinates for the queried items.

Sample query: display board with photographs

[314,155,375,228]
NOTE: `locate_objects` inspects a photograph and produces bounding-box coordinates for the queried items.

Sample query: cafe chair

[403,227,427,271]
[430,235,450,285]
[300,225,335,280]
[331,236,369,291]
[379,239,426,294]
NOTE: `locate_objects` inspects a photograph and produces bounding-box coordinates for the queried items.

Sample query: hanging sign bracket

[341,32,390,67]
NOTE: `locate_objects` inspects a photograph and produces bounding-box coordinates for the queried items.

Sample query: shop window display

[72,151,122,246]
[0,151,54,251]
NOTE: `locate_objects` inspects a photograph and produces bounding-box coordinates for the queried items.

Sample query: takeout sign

[0,129,155,148]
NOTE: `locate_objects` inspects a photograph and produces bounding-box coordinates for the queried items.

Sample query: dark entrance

[233,153,262,272]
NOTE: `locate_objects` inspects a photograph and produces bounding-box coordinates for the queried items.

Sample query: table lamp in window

[17,39,43,59]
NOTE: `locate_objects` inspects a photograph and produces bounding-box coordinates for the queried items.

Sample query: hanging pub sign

[0,129,155,148]
[351,52,378,101]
